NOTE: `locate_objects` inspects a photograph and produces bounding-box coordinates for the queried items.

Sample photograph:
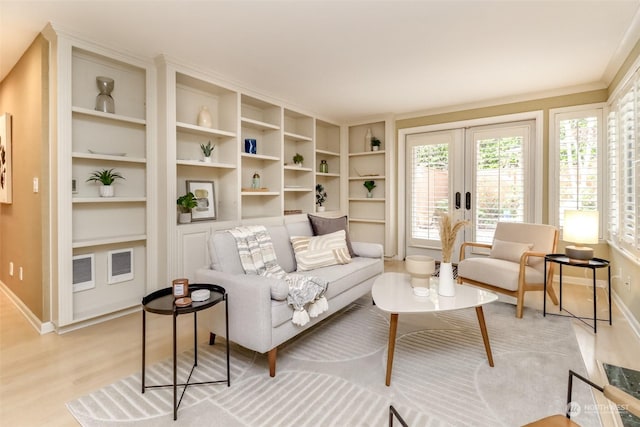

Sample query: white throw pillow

[291,230,352,271]
[489,239,533,263]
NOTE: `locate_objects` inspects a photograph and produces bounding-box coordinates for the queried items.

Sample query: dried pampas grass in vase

[437,211,468,297]
[438,212,468,263]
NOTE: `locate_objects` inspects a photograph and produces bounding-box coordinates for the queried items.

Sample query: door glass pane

[473,126,527,243]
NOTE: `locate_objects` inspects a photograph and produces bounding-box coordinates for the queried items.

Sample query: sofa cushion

[307,214,355,257]
[290,230,351,271]
[457,257,544,292]
[490,239,533,264]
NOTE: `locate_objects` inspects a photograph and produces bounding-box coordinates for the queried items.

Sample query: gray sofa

[195,218,384,377]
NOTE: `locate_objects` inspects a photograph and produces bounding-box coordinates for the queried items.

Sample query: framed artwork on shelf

[108,248,134,284]
[72,254,95,292]
[0,113,12,204]
[187,180,216,221]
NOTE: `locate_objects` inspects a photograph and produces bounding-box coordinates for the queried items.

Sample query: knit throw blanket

[228,226,329,326]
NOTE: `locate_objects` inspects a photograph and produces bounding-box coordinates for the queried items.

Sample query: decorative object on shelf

[86,168,124,197]
[95,76,115,114]
[187,180,217,221]
[319,159,328,173]
[371,137,381,151]
[563,209,599,260]
[405,255,436,294]
[364,128,372,152]
[251,172,261,189]
[293,153,304,167]
[437,211,468,297]
[0,112,12,204]
[87,149,126,157]
[363,180,376,198]
[197,106,213,128]
[200,140,215,162]
[316,183,327,212]
[172,278,189,298]
[245,138,257,154]
[176,192,197,223]
[191,288,211,302]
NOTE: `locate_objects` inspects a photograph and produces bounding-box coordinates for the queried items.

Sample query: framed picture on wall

[186,180,216,221]
[0,113,12,204]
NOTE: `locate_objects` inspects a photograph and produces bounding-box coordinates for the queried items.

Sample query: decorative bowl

[405,255,436,288]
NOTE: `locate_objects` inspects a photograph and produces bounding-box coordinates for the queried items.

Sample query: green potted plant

[86,168,124,197]
[315,183,327,212]
[363,180,376,197]
[371,137,381,151]
[293,153,304,167]
[176,192,198,223]
[200,140,215,162]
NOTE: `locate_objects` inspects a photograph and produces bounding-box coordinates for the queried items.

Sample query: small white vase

[317,206,325,212]
[197,106,212,128]
[203,156,212,163]
[99,185,114,197]
[178,212,192,224]
[366,191,373,198]
[438,262,456,297]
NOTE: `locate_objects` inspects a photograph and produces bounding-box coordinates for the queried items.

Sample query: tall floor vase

[438,262,456,296]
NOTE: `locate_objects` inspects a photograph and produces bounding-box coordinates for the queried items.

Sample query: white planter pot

[438,262,456,296]
[203,156,212,163]
[99,185,114,197]
[316,206,325,212]
[178,212,192,224]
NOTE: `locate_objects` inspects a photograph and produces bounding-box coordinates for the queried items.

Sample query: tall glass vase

[438,262,456,296]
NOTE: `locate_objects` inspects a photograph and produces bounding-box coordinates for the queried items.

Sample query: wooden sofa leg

[268,347,277,377]
[209,332,216,345]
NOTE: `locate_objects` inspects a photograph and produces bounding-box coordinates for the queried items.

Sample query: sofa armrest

[195,267,278,353]
[351,241,384,259]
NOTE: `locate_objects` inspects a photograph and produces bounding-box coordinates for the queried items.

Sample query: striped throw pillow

[290,230,352,271]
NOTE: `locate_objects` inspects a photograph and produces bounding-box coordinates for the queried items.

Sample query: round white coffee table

[372,272,498,386]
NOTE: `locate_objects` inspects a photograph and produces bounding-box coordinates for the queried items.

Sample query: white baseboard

[0,281,55,334]
[612,290,640,340]
[54,306,140,334]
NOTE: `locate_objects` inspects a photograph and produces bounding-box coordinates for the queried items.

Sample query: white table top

[372,272,498,314]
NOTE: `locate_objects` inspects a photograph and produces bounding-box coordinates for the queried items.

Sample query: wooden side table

[141,283,229,420]
[543,254,612,333]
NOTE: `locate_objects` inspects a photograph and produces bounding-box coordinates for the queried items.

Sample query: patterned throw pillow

[290,230,352,271]
[307,214,356,257]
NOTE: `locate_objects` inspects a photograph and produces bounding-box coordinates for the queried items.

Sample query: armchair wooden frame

[457,229,560,318]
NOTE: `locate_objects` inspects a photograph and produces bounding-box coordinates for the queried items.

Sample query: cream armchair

[457,222,559,318]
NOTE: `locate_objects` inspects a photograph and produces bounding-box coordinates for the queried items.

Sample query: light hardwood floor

[1,260,638,426]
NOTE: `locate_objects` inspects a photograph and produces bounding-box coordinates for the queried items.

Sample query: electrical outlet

[19,267,23,281]
[9,262,13,276]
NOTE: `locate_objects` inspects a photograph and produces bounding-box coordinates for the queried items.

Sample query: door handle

[455,192,461,209]
[465,192,471,210]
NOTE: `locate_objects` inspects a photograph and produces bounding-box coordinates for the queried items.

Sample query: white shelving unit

[315,120,342,213]
[48,27,155,327]
[347,119,395,257]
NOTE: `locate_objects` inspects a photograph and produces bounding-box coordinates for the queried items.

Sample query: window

[549,106,603,233]
[607,72,640,256]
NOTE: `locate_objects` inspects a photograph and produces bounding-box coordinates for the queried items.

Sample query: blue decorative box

[244,138,257,154]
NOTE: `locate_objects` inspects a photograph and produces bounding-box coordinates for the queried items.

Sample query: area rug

[67,299,601,426]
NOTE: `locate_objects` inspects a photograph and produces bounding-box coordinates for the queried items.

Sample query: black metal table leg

[226,294,230,386]
[173,309,177,421]
[194,312,198,367]
[608,265,612,325]
[543,259,547,316]
[592,266,597,333]
[142,310,146,393]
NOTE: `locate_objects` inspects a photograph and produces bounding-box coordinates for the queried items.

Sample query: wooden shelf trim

[176,121,237,138]
[72,234,147,248]
[72,106,146,126]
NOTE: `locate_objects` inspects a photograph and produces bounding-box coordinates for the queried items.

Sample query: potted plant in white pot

[363,180,376,198]
[315,183,327,212]
[371,137,381,151]
[176,192,198,223]
[200,141,215,163]
[293,153,304,167]
[86,168,124,197]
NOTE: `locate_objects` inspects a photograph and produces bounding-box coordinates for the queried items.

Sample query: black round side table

[141,283,229,420]
[543,254,611,333]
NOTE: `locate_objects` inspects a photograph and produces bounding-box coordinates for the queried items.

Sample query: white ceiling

[2,1,640,122]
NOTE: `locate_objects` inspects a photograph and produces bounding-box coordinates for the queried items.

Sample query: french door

[405,120,536,260]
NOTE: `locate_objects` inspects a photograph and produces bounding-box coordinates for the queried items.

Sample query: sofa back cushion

[209,224,297,274]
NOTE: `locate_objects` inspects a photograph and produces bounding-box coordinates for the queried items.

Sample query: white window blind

[410,143,449,242]
[556,114,599,228]
[608,71,640,256]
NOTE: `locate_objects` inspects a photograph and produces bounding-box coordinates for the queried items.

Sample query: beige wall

[0,35,49,321]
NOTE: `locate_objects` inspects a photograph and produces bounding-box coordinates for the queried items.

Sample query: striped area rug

[67,299,601,427]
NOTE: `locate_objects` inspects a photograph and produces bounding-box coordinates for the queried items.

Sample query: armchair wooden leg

[268,347,277,377]
[516,288,525,318]
[546,284,559,306]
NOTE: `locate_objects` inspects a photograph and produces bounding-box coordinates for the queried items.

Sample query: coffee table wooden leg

[475,306,494,367]
[385,313,399,386]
